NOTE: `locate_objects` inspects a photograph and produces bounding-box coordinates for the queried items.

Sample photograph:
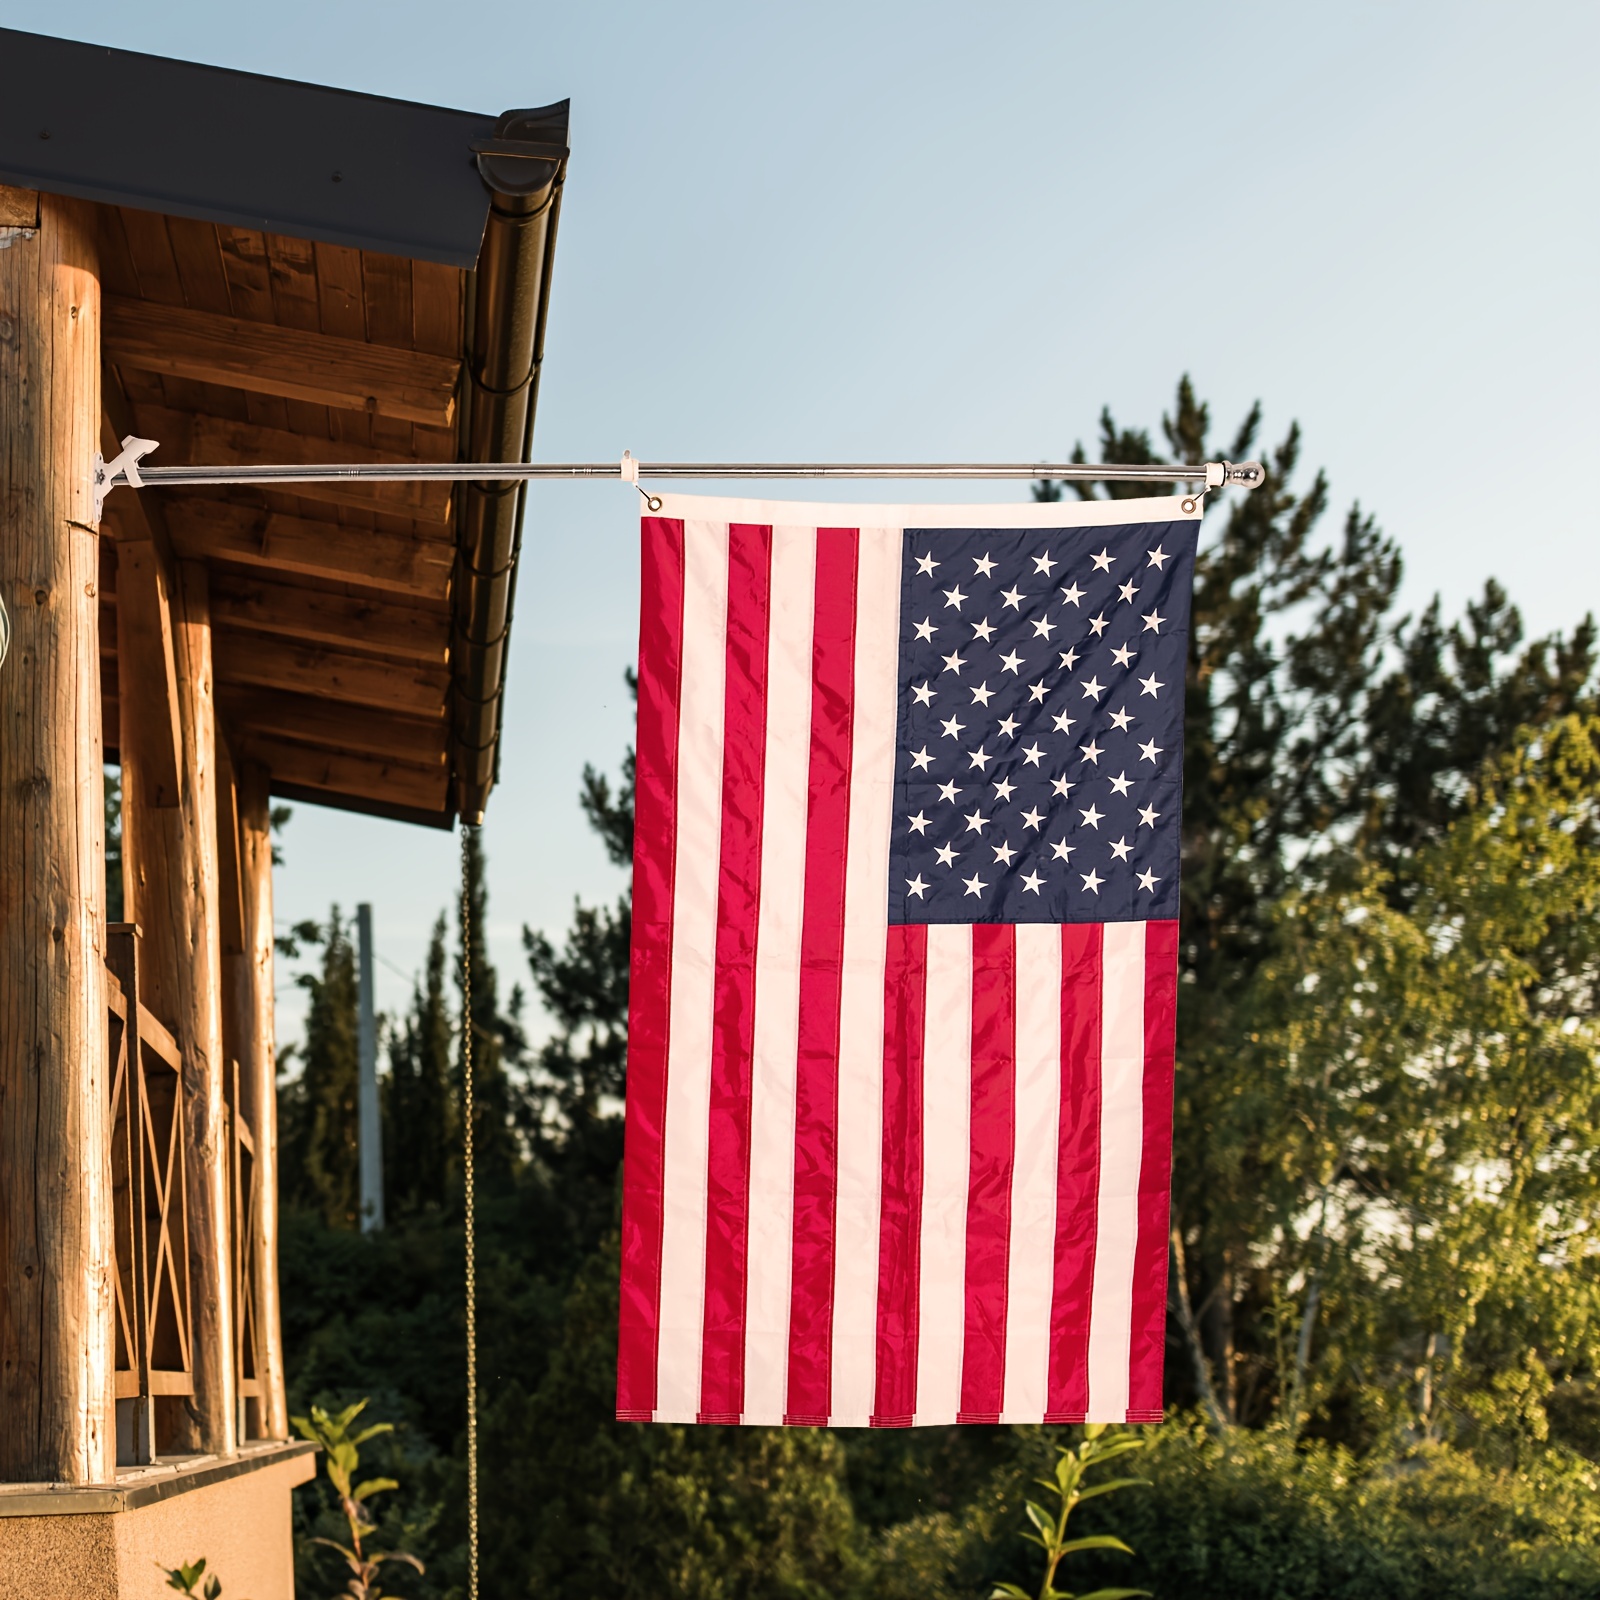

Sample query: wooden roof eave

[0,29,571,830]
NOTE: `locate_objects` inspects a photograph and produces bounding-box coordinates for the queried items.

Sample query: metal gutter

[452,104,569,824]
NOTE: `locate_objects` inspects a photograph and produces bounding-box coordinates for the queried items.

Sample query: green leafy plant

[161,1558,230,1600]
[991,1425,1151,1600]
[291,1399,424,1600]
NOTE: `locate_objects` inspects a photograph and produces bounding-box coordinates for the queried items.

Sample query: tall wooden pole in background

[226,762,289,1438]
[0,190,116,1483]
[120,554,237,1456]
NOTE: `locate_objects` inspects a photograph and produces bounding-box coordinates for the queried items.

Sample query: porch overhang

[0,26,568,826]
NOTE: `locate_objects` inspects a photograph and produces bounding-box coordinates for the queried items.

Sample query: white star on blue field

[888,519,1194,924]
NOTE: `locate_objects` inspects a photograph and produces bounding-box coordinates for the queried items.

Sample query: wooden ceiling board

[218,688,448,768]
[235,734,448,815]
[97,209,142,299]
[93,194,490,823]
[116,205,185,305]
[102,297,461,427]
[164,214,232,315]
[207,572,449,665]
[211,559,450,618]
[312,239,365,339]
[409,421,457,462]
[163,499,455,602]
[216,227,274,319]
[411,260,463,358]
[213,633,448,717]
[362,252,412,350]
[263,232,319,330]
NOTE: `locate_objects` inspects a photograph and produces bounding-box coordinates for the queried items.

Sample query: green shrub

[880,1421,1600,1600]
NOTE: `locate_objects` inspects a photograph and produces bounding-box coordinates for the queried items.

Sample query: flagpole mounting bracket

[92,434,161,522]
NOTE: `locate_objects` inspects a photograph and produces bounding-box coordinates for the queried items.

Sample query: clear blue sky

[8,0,1596,1041]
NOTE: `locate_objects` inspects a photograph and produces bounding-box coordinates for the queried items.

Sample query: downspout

[452,103,569,824]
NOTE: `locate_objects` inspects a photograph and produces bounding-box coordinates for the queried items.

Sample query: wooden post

[120,555,237,1457]
[230,763,289,1439]
[0,189,117,1483]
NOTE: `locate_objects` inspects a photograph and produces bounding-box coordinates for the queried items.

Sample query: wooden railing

[106,924,194,1465]
[227,1059,268,1440]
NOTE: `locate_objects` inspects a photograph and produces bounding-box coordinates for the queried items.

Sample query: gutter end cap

[475,102,570,200]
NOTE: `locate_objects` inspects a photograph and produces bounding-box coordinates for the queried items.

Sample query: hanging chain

[460,825,479,1600]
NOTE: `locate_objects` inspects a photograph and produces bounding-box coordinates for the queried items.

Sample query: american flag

[618,492,1197,1427]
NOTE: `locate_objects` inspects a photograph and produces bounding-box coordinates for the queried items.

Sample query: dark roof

[0,27,504,267]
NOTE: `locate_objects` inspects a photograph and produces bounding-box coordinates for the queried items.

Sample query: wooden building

[0,29,566,1596]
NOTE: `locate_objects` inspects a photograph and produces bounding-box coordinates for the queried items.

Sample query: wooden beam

[128,404,453,526]
[209,572,449,664]
[115,540,184,808]
[0,183,39,228]
[218,687,448,768]
[0,194,117,1483]
[120,559,238,1458]
[214,632,450,718]
[164,499,454,600]
[231,765,289,1440]
[214,738,246,959]
[103,295,460,427]
[236,734,449,814]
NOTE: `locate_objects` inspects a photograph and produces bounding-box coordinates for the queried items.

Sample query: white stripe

[740,526,815,1424]
[913,923,972,1425]
[827,526,902,1426]
[652,491,1203,532]
[653,520,730,1422]
[1086,921,1147,1420]
[1001,924,1062,1421]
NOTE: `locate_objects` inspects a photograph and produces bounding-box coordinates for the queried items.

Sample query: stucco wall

[0,1450,315,1600]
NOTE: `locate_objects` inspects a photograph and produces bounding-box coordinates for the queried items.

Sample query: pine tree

[1042,376,1595,1423]
[384,913,456,1216]
[280,908,362,1228]
[522,677,635,1246]
[457,830,523,1194]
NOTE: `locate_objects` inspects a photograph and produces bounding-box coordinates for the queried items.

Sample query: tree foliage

[1040,379,1595,1424]
[278,379,1600,1600]
[281,909,361,1229]
[385,916,456,1218]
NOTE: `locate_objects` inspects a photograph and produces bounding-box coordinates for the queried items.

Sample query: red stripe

[697,524,773,1424]
[1127,919,1178,1421]
[1045,923,1103,1421]
[784,529,859,1426]
[958,924,1016,1422]
[617,516,686,1419]
[871,923,926,1426]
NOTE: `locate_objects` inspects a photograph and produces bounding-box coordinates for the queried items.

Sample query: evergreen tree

[275,378,1600,1600]
[384,913,456,1217]
[280,908,362,1228]
[485,1238,871,1600]
[1041,378,1594,1423]
[456,829,524,1194]
[522,674,635,1244]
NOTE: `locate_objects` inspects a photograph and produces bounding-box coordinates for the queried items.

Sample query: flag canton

[888,519,1195,925]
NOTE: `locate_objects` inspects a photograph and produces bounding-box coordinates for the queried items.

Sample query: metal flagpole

[91,441,1265,519]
